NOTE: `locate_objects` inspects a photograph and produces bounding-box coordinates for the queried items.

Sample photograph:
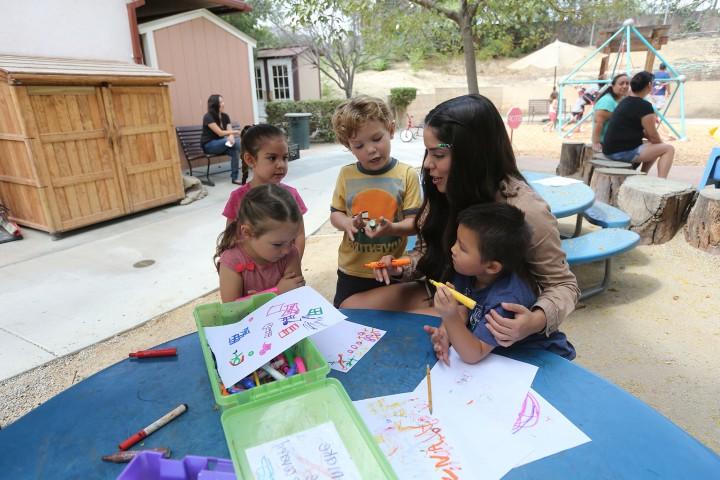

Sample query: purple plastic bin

[118,451,236,480]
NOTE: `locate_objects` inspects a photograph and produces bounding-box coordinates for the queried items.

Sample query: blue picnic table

[1,310,718,479]
[522,171,595,218]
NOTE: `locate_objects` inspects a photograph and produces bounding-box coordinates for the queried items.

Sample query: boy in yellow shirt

[330,95,422,307]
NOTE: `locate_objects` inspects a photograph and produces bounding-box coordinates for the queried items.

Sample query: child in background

[543,91,558,132]
[428,203,575,365]
[215,184,305,302]
[330,95,422,307]
[222,124,308,257]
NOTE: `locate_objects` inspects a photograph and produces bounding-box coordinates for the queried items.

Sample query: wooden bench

[528,99,549,123]
[563,228,640,300]
[176,123,240,187]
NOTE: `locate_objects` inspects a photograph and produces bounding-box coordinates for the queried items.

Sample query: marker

[428,279,477,310]
[294,357,307,373]
[262,364,286,381]
[363,258,411,269]
[118,404,188,450]
[129,347,177,358]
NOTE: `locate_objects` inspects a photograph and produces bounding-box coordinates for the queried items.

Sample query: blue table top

[523,171,596,218]
[1,310,718,479]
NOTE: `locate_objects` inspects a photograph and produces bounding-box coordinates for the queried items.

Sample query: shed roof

[137,0,251,22]
[256,46,309,59]
[0,54,174,85]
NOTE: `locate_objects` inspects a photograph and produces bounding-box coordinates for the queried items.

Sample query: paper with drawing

[311,320,386,372]
[245,421,361,480]
[531,176,583,186]
[204,286,345,388]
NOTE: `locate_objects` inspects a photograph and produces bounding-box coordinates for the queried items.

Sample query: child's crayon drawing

[512,391,541,434]
[310,321,387,373]
[245,422,361,480]
[205,287,345,388]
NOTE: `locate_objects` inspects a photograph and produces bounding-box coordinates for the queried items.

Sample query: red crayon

[129,348,177,358]
[118,404,188,450]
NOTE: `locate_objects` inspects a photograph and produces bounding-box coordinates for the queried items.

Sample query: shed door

[104,86,183,212]
[27,86,125,230]
[267,59,294,101]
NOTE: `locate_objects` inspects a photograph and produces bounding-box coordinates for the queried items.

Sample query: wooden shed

[0,54,184,234]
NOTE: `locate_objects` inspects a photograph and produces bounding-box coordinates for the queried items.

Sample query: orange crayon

[363,258,411,269]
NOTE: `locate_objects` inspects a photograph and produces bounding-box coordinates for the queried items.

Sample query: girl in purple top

[222,124,308,256]
[215,184,305,302]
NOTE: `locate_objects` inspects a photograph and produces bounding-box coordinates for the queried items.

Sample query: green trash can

[284,112,313,150]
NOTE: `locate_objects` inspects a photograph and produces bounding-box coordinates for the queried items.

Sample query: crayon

[428,279,477,310]
[129,347,177,358]
[294,357,307,373]
[363,258,411,269]
[118,404,188,450]
[252,371,260,386]
[102,447,171,463]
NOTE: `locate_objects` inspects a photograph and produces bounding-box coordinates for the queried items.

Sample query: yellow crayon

[428,279,477,310]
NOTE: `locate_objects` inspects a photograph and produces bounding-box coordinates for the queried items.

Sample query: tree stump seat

[590,167,645,206]
[684,186,720,254]
[557,141,591,179]
[617,176,696,245]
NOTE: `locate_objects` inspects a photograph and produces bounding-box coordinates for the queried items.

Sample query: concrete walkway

[0,137,703,381]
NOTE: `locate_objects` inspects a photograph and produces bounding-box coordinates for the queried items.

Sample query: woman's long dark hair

[596,73,629,102]
[207,94,222,124]
[415,94,524,281]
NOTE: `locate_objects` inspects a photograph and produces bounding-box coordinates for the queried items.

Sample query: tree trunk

[556,141,584,177]
[617,176,697,245]
[582,157,633,185]
[460,14,479,94]
[590,168,645,206]
[684,186,720,254]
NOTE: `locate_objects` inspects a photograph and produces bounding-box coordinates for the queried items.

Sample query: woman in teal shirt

[592,73,629,152]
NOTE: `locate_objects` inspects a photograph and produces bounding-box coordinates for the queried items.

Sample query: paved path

[0,137,703,381]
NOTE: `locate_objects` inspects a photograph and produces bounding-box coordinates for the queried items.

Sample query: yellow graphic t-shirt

[331,158,422,278]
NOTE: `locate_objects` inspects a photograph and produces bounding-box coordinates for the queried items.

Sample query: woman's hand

[372,254,403,284]
[424,324,450,365]
[592,142,602,153]
[485,303,546,347]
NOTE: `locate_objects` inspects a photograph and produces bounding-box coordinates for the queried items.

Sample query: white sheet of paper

[414,349,539,430]
[355,392,522,480]
[311,320,386,372]
[531,176,583,186]
[245,421,361,480]
[204,286,345,388]
[510,389,591,467]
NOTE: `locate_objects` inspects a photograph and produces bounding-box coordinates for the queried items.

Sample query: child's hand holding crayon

[370,255,407,284]
[424,324,450,366]
[433,282,469,321]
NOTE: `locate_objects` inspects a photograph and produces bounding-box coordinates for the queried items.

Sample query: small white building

[255,46,321,118]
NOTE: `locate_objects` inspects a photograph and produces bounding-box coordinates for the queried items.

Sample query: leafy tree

[221,1,278,48]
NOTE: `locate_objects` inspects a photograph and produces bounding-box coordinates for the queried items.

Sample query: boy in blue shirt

[428,203,575,364]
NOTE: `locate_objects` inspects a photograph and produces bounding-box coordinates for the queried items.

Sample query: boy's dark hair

[659,63,667,70]
[239,124,286,184]
[214,184,300,269]
[457,203,531,275]
[630,71,654,94]
[416,94,524,281]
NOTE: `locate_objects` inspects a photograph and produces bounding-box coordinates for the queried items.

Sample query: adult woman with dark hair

[201,94,243,184]
[603,71,675,178]
[591,73,629,153]
[342,94,579,347]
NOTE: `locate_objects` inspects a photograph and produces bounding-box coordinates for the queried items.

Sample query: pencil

[426,364,433,415]
[428,279,477,310]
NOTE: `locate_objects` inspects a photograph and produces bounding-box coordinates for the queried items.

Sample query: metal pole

[625,25,632,77]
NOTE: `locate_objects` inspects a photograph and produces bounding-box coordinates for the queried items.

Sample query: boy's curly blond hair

[331,95,395,148]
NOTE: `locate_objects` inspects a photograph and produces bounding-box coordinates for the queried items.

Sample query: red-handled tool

[128,347,177,358]
[118,404,188,450]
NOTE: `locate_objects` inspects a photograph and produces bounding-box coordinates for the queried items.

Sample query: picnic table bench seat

[563,228,640,300]
[583,201,631,229]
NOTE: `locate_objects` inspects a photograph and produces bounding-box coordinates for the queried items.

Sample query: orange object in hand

[363,258,411,269]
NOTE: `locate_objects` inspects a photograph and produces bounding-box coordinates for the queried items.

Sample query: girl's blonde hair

[214,184,301,269]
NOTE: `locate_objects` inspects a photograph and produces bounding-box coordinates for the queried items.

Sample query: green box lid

[221,378,397,479]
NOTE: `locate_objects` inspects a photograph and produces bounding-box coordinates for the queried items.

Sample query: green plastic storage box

[221,378,397,479]
[194,294,330,410]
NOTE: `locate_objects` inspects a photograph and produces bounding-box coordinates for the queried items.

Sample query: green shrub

[371,58,390,71]
[389,88,417,111]
[265,99,345,143]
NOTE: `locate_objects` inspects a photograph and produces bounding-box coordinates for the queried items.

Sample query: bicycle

[399,113,423,142]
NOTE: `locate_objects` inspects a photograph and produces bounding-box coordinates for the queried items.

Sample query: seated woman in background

[591,73,629,153]
[201,94,243,184]
[602,71,675,178]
